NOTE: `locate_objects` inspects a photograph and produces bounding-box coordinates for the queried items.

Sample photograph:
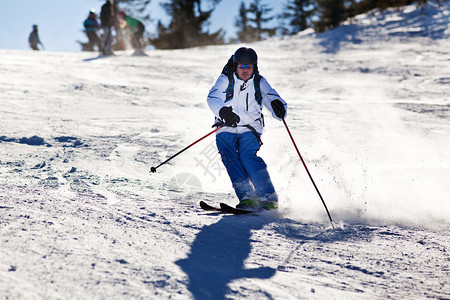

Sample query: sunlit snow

[1,3,449,299]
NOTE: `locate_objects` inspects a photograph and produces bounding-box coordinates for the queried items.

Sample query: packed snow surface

[1,3,449,299]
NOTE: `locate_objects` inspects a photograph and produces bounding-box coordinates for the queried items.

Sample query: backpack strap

[222,55,235,103]
[225,75,234,103]
[253,73,262,105]
[242,124,263,145]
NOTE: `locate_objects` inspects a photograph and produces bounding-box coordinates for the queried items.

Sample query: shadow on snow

[176,214,375,299]
[176,215,275,299]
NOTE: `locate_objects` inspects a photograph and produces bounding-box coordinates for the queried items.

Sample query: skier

[207,47,287,210]
[83,10,102,51]
[100,0,114,56]
[28,24,44,51]
[117,11,145,54]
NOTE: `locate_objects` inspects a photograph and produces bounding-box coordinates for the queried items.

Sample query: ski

[199,201,222,212]
[199,201,258,215]
[219,203,258,215]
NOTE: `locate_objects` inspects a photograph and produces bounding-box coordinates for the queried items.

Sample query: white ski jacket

[207,72,287,135]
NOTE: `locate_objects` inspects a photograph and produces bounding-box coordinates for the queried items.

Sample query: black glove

[219,106,240,127]
[271,100,286,119]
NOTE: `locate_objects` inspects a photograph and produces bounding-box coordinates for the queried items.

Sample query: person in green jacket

[117,11,145,51]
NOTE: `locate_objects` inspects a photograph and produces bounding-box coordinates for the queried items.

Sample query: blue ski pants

[216,131,278,202]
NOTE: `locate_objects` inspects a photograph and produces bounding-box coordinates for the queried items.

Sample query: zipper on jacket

[246,93,249,111]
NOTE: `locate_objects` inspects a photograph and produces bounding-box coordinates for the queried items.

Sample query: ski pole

[150,126,222,173]
[282,119,335,229]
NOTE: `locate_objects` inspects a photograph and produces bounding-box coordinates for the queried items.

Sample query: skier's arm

[207,74,229,118]
[260,77,287,120]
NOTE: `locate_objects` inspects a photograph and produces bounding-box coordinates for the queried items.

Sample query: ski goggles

[237,64,254,70]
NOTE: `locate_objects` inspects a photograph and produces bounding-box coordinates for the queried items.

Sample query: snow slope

[1,3,449,299]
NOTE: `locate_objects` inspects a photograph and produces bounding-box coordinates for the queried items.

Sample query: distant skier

[117,11,145,54]
[100,0,114,55]
[83,10,102,51]
[207,47,287,210]
[28,24,44,51]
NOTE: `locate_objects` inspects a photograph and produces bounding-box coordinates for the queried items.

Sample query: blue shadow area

[176,215,275,299]
[177,212,377,299]
[317,24,363,54]
[317,4,448,54]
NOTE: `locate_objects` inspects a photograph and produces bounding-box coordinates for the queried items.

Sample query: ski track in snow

[1,3,449,299]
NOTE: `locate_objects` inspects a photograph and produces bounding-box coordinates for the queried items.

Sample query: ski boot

[259,200,278,210]
[236,198,260,210]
